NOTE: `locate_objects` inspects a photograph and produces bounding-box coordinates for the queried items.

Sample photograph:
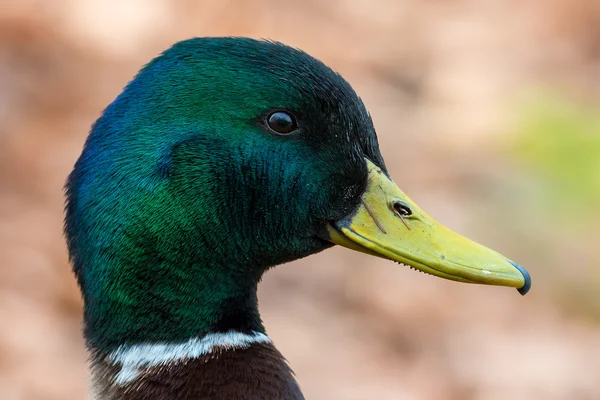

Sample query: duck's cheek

[300,188,362,234]
[316,171,367,221]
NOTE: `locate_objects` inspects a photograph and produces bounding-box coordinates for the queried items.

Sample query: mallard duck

[65,37,530,400]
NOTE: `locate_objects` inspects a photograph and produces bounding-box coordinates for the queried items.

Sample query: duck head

[65,38,529,352]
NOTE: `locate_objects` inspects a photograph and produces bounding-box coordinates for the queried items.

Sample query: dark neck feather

[91,342,304,400]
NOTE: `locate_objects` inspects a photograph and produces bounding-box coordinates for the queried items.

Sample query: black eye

[393,201,412,217]
[266,111,297,135]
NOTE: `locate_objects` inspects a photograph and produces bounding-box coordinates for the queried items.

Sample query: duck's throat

[91,332,304,400]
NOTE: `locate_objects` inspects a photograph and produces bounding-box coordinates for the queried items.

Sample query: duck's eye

[393,201,412,217]
[266,111,297,135]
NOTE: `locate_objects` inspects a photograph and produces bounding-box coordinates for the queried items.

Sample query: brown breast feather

[91,342,305,400]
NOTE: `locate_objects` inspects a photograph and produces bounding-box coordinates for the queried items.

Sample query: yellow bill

[324,159,531,295]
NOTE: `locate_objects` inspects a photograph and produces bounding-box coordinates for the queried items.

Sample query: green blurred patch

[510,93,600,320]
[512,94,600,214]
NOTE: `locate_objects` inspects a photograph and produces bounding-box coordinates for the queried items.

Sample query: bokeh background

[1,0,599,399]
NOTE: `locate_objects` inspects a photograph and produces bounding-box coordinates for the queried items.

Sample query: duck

[64,37,531,400]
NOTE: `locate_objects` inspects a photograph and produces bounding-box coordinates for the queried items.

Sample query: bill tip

[508,260,531,295]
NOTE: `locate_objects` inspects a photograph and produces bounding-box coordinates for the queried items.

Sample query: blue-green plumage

[66,37,384,353]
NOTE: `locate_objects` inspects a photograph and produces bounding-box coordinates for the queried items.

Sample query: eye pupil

[393,202,412,217]
[267,111,296,134]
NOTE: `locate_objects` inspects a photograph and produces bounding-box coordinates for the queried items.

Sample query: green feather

[65,37,384,351]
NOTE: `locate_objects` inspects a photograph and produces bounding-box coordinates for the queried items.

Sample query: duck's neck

[82,253,266,350]
[81,251,306,399]
[83,258,304,399]
[90,331,304,400]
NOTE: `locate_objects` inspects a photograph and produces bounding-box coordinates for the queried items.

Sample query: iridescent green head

[65,37,529,352]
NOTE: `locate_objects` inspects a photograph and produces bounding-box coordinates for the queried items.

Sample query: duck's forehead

[165,38,364,112]
[228,41,373,133]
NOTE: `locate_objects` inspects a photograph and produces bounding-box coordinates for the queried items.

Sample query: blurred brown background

[1,0,599,399]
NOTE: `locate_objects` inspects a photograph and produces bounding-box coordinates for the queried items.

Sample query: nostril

[392,201,412,217]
